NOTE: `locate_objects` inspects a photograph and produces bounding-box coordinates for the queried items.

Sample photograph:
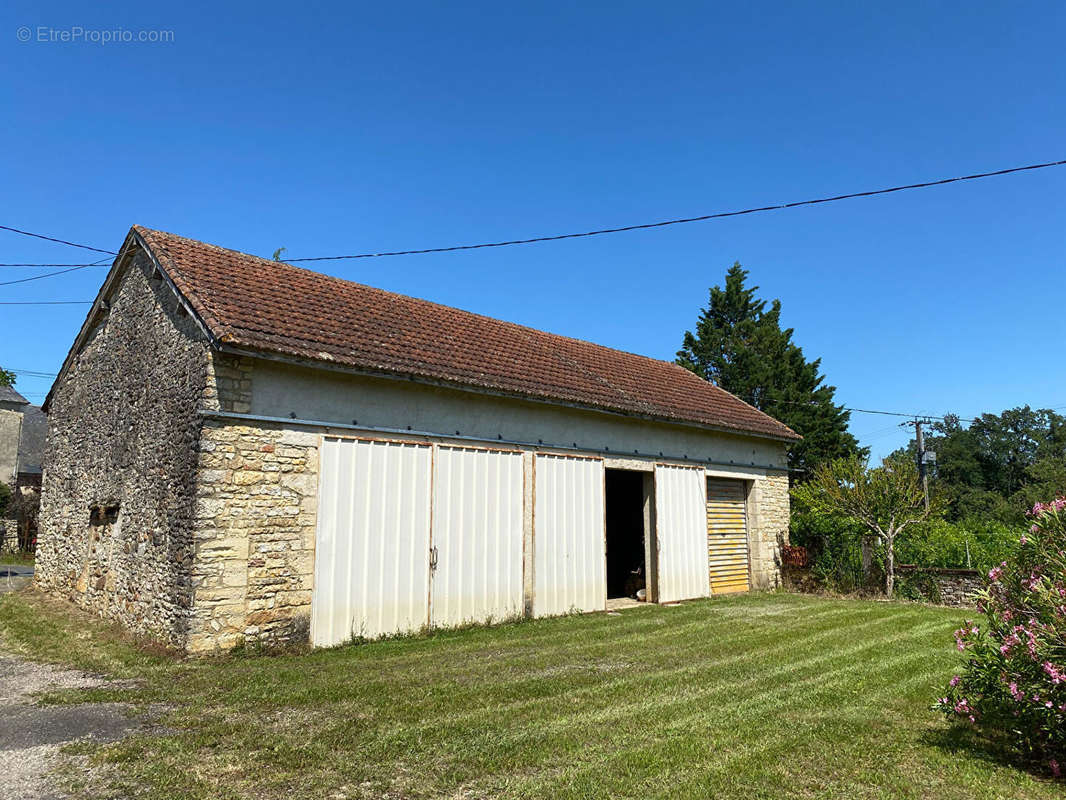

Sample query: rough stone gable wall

[34,251,211,645]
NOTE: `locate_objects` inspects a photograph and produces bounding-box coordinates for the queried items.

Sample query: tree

[890,406,1066,523]
[677,263,862,478]
[792,454,934,597]
[0,367,14,388]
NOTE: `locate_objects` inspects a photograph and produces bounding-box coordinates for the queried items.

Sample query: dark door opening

[605,469,647,599]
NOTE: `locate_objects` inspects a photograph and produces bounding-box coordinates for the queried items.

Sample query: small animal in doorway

[624,564,646,599]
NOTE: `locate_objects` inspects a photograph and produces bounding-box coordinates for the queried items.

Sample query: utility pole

[916,420,929,511]
[901,417,933,511]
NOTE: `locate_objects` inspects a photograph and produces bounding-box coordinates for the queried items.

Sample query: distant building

[16,404,47,481]
[0,384,30,487]
[0,384,47,487]
[0,385,46,550]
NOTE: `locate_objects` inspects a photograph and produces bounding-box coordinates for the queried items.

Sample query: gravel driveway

[0,646,145,800]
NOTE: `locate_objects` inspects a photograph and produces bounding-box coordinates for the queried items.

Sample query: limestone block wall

[203,353,253,414]
[187,419,319,652]
[747,473,790,589]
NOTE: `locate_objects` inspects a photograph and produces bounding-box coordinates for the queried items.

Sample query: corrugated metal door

[655,464,711,603]
[533,454,606,617]
[311,437,433,646]
[431,446,524,627]
[706,478,751,594]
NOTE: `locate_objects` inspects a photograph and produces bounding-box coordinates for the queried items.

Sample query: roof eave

[215,341,801,445]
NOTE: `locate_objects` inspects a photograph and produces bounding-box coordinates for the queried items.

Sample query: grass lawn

[0,590,1057,799]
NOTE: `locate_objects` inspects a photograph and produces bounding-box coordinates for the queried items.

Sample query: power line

[772,396,975,423]
[5,368,58,378]
[283,157,1066,262]
[0,264,96,286]
[1,157,1063,268]
[0,300,92,305]
[0,224,116,255]
[0,263,109,268]
[0,257,112,274]
[845,407,974,423]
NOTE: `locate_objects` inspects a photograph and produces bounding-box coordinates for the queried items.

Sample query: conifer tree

[677,263,862,478]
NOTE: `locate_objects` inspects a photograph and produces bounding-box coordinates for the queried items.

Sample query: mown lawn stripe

[1,592,1052,800]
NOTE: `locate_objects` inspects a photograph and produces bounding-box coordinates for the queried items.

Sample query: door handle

[430,546,438,570]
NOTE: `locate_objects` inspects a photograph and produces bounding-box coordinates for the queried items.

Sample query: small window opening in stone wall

[89,504,120,526]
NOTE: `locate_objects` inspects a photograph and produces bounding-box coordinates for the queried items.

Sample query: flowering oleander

[935,499,1065,778]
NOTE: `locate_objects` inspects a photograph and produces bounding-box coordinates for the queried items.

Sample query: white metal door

[431,446,524,627]
[312,437,433,646]
[655,464,710,603]
[533,454,606,617]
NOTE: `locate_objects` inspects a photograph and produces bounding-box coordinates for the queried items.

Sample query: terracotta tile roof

[133,226,798,441]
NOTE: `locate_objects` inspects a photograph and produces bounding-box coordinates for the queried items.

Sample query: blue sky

[1,2,1063,458]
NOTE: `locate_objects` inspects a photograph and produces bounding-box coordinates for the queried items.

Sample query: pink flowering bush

[935,498,1066,776]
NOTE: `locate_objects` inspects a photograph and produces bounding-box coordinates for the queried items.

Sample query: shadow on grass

[921,721,1060,783]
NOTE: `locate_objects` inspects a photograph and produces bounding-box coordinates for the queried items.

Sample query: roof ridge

[132,226,701,374]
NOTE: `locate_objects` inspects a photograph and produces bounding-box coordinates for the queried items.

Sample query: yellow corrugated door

[706,478,750,594]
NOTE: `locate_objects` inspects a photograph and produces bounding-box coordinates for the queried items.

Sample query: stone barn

[36,226,798,652]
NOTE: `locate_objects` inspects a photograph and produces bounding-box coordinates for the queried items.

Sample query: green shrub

[791,512,1023,594]
[896,517,1023,574]
[935,500,1066,777]
[789,512,870,592]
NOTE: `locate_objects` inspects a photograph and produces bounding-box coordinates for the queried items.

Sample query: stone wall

[203,353,253,414]
[187,419,319,652]
[747,473,790,589]
[0,518,16,551]
[34,251,210,646]
[897,565,983,607]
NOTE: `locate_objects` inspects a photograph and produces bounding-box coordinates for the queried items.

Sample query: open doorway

[605,469,647,600]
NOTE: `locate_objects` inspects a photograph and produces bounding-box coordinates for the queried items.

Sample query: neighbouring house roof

[56,226,800,442]
[0,384,29,406]
[17,405,46,475]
